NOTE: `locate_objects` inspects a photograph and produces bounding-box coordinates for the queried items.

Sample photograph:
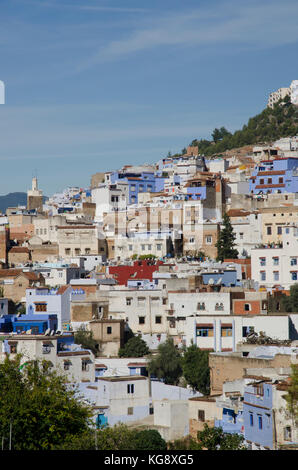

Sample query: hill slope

[0,192,27,214]
[187,96,298,157]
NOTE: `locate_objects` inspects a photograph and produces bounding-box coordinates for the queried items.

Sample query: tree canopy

[169,424,246,450]
[0,356,93,450]
[56,424,167,451]
[216,213,238,262]
[181,344,210,395]
[284,364,298,425]
[74,327,100,356]
[118,335,150,358]
[148,337,182,385]
[281,284,298,312]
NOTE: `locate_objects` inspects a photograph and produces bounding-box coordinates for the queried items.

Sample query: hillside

[0,192,48,214]
[187,96,298,158]
[0,192,27,214]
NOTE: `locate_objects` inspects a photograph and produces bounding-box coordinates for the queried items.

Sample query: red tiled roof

[56,285,70,295]
[9,247,30,253]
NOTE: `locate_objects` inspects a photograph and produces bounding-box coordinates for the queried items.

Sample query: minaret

[27,176,43,212]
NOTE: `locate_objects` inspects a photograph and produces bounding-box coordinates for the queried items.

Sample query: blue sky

[0,0,298,196]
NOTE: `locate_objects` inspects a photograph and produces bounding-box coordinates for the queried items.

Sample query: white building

[185,314,293,352]
[290,80,298,106]
[26,286,72,331]
[92,182,129,222]
[251,225,298,290]
[267,87,290,108]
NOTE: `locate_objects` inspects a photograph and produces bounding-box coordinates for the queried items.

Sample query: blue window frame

[249,413,253,426]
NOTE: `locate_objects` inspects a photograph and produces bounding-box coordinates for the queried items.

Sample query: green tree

[57,425,167,451]
[0,356,93,450]
[284,364,298,426]
[196,424,246,450]
[182,344,210,395]
[281,284,298,312]
[148,337,182,385]
[74,327,100,356]
[133,429,167,450]
[216,213,238,262]
[118,335,150,358]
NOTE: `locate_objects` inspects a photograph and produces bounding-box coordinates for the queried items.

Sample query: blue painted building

[11,313,58,334]
[249,157,298,195]
[109,170,165,204]
[243,380,274,449]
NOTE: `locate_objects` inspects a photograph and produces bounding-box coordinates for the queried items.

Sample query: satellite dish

[26,329,32,335]
[216,277,223,285]
[56,330,61,335]
[45,328,51,336]
[208,278,214,285]
[50,330,55,336]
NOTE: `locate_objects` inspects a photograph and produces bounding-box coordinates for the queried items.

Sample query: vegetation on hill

[172,96,298,158]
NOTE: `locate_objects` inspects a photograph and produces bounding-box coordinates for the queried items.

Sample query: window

[242,326,253,337]
[273,257,279,266]
[65,248,71,255]
[85,248,90,254]
[198,410,205,422]
[129,245,133,251]
[64,361,71,371]
[240,233,244,239]
[147,244,152,250]
[267,227,272,235]
[139,316,145,325]
[107,326,112,334]
[130,185,136,191]
[205,236,212,244]
[259,257,266,266]
[9,342,17,353]
[284,426,292,441]
[268,178,272,184]
[244,303,250,311]
[35,303,47,312]
[258,415,263,430]
[127,384,134,394]
[221,327,232,337]
[260,179,264,184]
[127,407,134,415]
[196,327,213,337]
[291,272,298,281]
[273,271,279,281]
[189,237,195,243]
[290,258,297,266]
[249,413,254,427]
[141,244,145,251]
[215,303,224,311]
[279,177,284,184]
[277,226,282,235]
[197,302,205,311]
[82,360,89,371]
[155,316,162,324]
[126,298,132,306]
[260,271,266,281]
[156,244,162,251]
[42,344,51,354]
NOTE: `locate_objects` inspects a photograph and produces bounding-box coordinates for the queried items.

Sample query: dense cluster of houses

[0,136,298,449]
